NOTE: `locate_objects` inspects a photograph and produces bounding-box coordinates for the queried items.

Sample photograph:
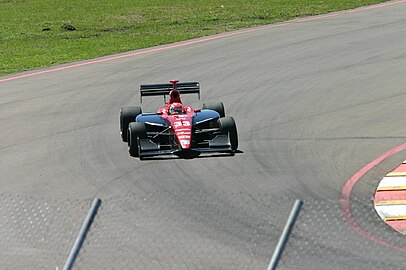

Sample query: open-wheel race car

[120,80,238,159]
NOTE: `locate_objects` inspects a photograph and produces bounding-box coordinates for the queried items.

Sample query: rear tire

[128,122,146,158]
[120,106,142,142]
[203,102,225,118]
[219,117,238,151]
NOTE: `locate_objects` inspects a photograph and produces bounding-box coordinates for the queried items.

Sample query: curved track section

[1,2,406,269]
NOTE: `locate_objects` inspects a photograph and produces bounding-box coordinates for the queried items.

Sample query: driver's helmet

[169,103,183,115]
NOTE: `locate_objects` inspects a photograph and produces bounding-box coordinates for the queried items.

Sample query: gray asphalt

[1,2,406,269]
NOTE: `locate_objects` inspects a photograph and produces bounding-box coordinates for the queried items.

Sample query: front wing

[138,134,233,158]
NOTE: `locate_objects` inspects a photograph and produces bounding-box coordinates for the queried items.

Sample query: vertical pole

[63,198,101,270]
[267,200,303,270]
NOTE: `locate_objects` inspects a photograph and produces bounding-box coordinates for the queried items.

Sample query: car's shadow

[140,150,244,161]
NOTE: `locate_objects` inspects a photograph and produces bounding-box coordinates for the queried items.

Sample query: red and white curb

[374,160,406,235]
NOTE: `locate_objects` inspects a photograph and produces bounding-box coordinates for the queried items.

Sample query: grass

[0,0,387,76]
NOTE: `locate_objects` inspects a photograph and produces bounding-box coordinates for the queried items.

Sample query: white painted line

[385,216,406,221]
[377,177,406,190]
[1,0,406,84]
[375,200,406,206]
[387,171,406,177]
[375,204,406,220]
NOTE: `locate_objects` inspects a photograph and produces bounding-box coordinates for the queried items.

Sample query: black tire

[120,106,142,142]
[128,122,146,158]
[203,102,225,118]
[219,117,238,151]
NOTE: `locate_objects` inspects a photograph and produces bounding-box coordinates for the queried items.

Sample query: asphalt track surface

[1,1,406,269]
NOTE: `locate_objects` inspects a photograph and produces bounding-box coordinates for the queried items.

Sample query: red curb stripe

[1,0,406,84]
[340,141,406,253]
[374,190,406,203]
[391,164,406,172]
[386,220,406,233]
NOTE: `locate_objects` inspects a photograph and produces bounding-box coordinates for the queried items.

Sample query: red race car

[120,80,238,159]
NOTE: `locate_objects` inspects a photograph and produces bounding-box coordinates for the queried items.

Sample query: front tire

[120,106,142,142]
[219,117,238,151]
[128,122,146,158]
[203,102,225,118]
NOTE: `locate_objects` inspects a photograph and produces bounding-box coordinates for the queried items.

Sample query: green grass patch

[0,0,386,76]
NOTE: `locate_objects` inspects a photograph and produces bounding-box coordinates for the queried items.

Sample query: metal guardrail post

[267,199,303,270]
[63,198,101,270]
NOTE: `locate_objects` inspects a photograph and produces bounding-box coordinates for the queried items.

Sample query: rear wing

[140,81,200,102]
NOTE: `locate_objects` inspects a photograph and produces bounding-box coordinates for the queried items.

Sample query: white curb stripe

[375,205,406,220]
[377,177,406,190]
